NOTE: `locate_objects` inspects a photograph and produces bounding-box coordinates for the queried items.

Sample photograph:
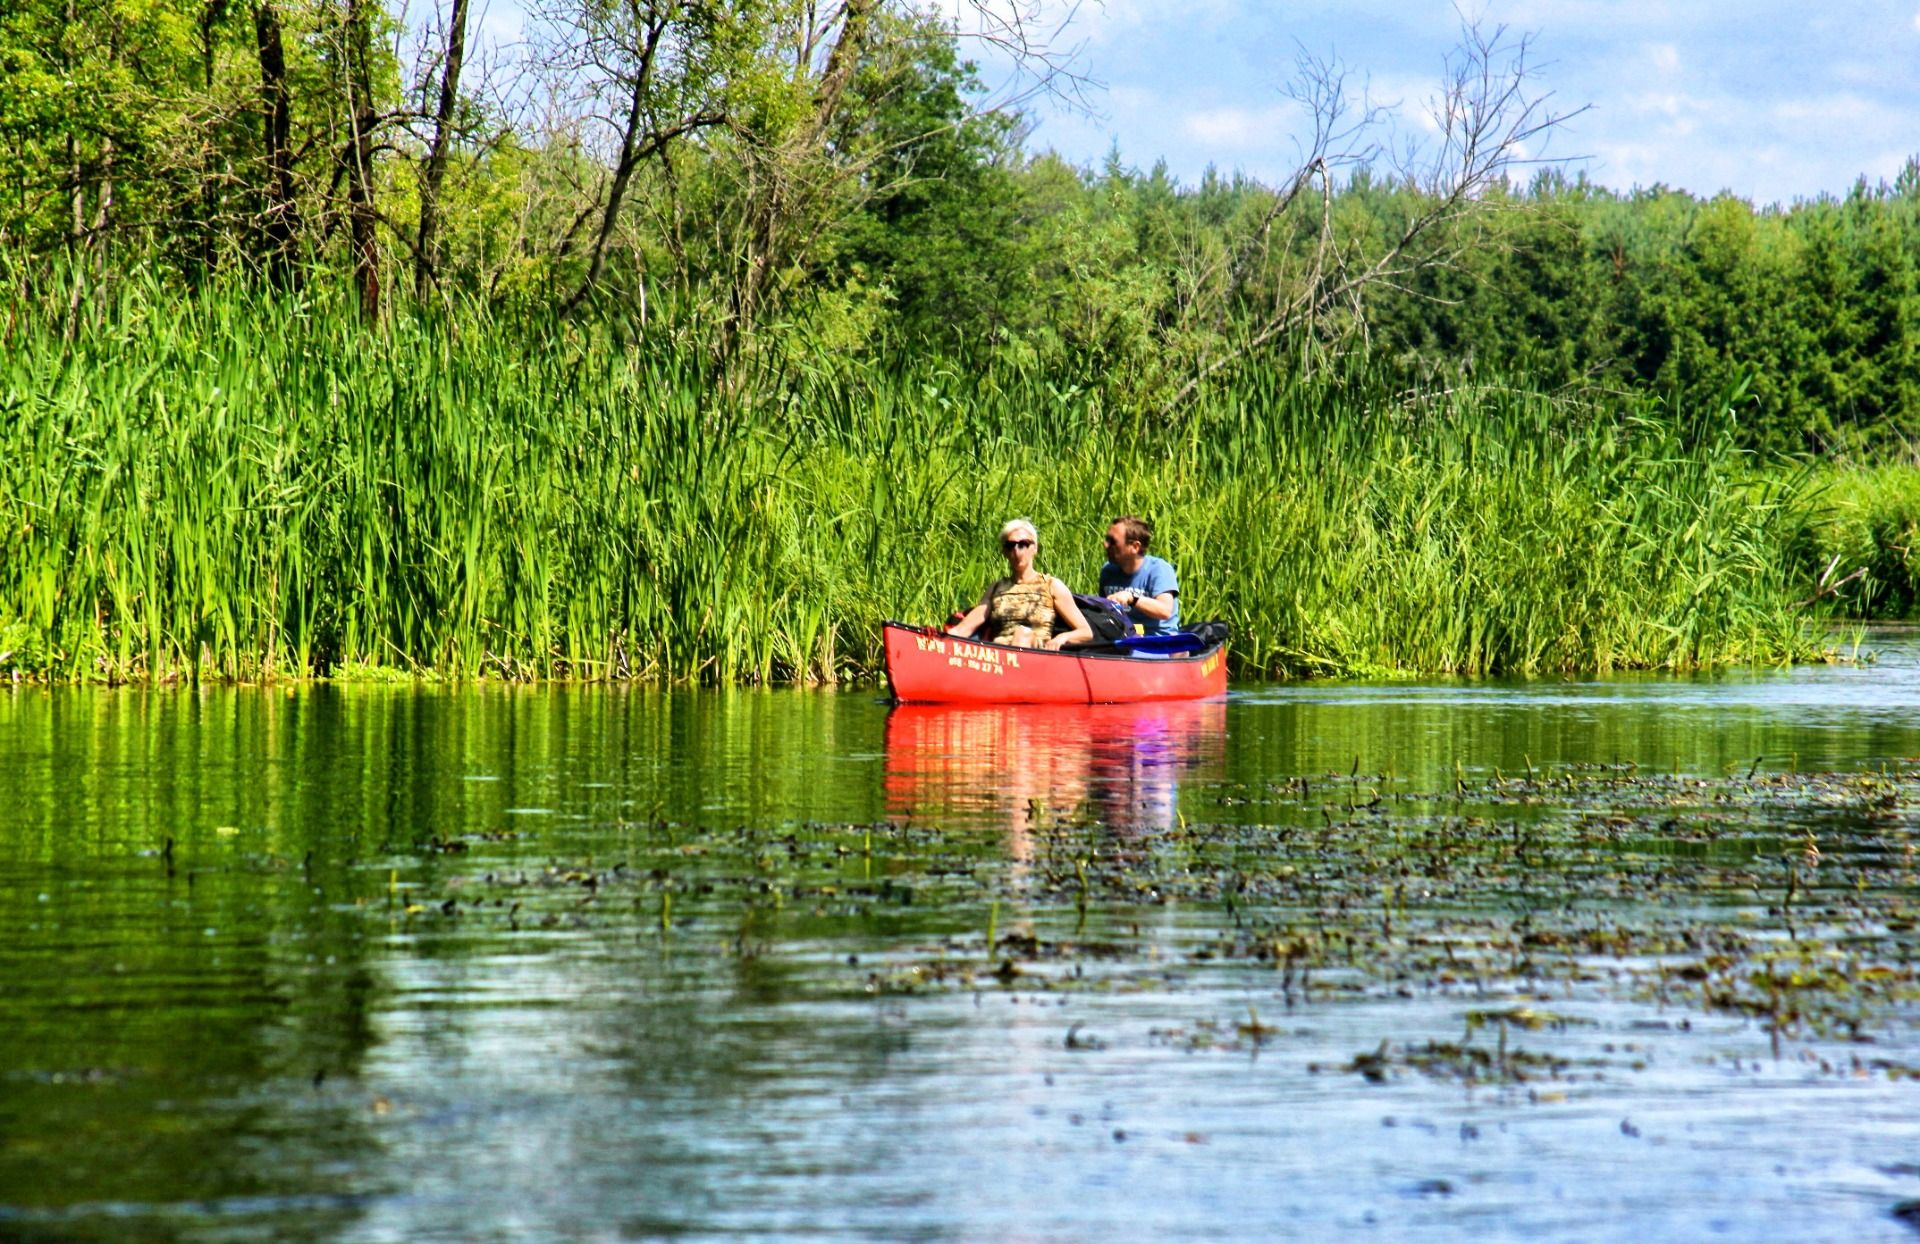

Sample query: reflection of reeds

[0,286,1833,682]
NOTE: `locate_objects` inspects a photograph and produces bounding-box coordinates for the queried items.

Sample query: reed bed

[0,284,1835,683]
[1788,463,1920,619]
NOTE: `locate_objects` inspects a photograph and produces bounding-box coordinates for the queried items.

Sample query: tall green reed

[1785,462,1920,618]
[0,280,1836,683]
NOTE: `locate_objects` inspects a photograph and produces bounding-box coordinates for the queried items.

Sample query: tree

[413,0,469,297]
[253,0,299,281]
[828,18,1025,351]
[0,1,198,265]
[340,0,381,316]
[530,0,1078,344]
[1165,18,1585,408]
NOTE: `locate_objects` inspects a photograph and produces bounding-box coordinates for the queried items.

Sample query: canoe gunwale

[882,620,1218,660]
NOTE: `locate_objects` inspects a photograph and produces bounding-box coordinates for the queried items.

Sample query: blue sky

[464,1,1920,206]
[972,0,1920,205]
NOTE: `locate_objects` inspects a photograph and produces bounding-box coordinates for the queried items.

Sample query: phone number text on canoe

[914,634,1022,675]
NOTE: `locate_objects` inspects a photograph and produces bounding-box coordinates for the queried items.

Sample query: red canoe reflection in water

[883,699,1227,855]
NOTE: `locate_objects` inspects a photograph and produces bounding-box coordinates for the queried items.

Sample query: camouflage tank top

[987,576,1057,634]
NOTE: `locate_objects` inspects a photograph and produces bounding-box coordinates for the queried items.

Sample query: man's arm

[1108,585,1176,621]
[1110,560,1179,622]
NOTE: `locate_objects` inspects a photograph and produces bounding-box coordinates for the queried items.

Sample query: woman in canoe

[946,518,1094,651]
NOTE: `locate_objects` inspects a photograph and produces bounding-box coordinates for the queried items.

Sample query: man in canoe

[946,518,1095,650]
[1100,515,1180,637]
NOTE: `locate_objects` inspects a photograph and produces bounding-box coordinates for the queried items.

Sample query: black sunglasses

[1002,538,1035,550]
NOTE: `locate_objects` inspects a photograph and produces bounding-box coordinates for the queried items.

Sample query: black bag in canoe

[1063,593,1131,643]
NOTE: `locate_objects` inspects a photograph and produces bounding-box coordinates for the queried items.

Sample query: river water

[3,634,1919,1241]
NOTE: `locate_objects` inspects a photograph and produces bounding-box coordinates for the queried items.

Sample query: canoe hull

[882,621,1227,704]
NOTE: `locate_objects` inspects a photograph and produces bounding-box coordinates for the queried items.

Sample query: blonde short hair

[999,517,1039,547]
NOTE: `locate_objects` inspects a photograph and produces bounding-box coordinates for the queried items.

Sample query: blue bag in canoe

[1115,632,1208,656]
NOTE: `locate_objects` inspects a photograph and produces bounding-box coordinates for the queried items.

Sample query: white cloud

[1624,90,1702,121]
[1866,146,1917,185]
[476,10,523,45]
[1833,59,1889,86]
[1578,81,1918,204]
[1770,92,1895,126]
[1180,104,1297,149]
[1361,70,1435,111]
[1077,0,1247,43]
[1590,138,1657,174]
[1106,84,1159,111]
[1029,0,1920,204]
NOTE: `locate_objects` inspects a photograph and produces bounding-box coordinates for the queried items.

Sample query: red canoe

[882,620,1227,704]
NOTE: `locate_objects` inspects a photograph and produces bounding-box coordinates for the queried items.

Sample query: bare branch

[1165,14,1587,411]
[937,0,1100,115]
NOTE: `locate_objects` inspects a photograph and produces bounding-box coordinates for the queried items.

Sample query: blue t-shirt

[1098,554,1180,636]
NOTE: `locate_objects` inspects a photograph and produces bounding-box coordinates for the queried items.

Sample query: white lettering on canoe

[921,636,1024,673]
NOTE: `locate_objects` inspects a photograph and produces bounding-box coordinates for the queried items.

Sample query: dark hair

[1111,515,1152,552]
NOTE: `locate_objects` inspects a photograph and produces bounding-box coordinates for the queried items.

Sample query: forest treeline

[5,0,1919,452]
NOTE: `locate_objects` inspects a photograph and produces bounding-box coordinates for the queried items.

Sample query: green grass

[0,279,1845,683]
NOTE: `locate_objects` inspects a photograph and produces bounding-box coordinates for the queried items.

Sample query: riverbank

[2,288,1906,684]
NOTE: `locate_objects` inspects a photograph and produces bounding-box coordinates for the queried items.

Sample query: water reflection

[7,640,1920,1241]
[883,700,1227,849]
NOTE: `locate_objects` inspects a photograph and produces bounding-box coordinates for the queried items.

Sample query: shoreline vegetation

[3,6,1916,685]
[3,284,1912,687]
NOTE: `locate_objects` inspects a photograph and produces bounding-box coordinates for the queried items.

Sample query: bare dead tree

[1165,17,1587,411]
[935,0,1100,114]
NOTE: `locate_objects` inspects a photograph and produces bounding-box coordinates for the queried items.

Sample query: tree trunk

[254,0,299,283]
[343,0,381,319]
[65,0,82,251]
[797,0,875,151]
[91,135,115,266]
[90,15,126,272]
[414,0,468,300]
[197,0,229,279]
[565,15,666,313]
